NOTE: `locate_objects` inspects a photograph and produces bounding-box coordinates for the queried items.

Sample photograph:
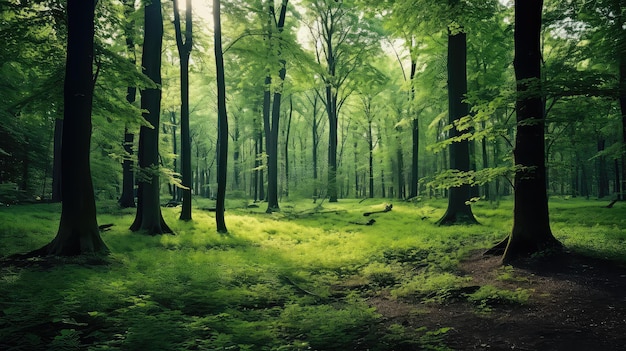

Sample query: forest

[1,0,626,350]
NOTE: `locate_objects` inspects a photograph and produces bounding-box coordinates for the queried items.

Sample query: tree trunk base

[436,211,479,226]
[483,236,509,256]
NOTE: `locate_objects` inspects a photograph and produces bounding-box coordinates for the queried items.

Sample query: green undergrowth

[0,197,625,350]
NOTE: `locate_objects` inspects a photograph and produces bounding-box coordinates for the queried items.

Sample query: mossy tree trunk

[43,0,108,256]
[501,0,562,263]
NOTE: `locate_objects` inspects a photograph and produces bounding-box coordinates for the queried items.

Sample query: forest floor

[370,250,626,350]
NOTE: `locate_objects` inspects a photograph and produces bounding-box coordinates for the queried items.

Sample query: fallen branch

[349,219,376,226]
[363,204,393,217]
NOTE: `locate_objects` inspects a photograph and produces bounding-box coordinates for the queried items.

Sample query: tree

[305,0,380,202]
[118,0,138,209]
[214,0,229,233]
[436,0,478,225]
[173,0,193,220]
[36,0,108,256]
[499,0,563,263]
[264,0,289,213]
[130,0,172,235]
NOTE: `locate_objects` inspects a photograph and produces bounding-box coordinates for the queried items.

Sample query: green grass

[0,197,625,350]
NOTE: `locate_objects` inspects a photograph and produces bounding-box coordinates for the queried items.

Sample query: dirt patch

[370,251,626,350]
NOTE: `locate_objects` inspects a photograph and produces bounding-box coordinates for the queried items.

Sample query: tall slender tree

[118,0,138,209]
[499,0,562,263]
[214,0,229,233]
[37,0,108,255]
[130,0,172,235]
[436,0,478,225]
[264,0,289,213]
[173,0,193,220]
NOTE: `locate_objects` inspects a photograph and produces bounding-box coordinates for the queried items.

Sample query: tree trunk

[409,57,419,199]
[327,85,338,202]
[284,96,293,198]
[597,138,609,198]
[368,120,374,198]
[173,0,193,220]
[119,127,136,207]
[501,0,562,263]
[130,0,172,235]
[170,112,179,201]
[214,0,228,233]
[119,0,137,209]
[40,0,108,256]
[312,96,319,197]
[481,121,490,200]
[437,16,477,225]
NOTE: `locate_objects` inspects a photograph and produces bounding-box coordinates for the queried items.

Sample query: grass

[0,196,625,350]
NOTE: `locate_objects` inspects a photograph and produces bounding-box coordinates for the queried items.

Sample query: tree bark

[41,0,108,256]
[130,0,172,235]
[501,0,562,263]
[214,0,228,233]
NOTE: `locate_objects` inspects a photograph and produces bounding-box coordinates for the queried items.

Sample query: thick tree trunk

[42,0,108,256]
[130,0,172,235]
[437,23,477,225]
[214,0,228,233]
[501,0,562,263]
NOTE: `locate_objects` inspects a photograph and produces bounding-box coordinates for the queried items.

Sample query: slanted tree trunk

[214,0,228,233]
[500,0,562,263]
[437,4,477,225]
[130,0,172,235]
[39,0,108,256]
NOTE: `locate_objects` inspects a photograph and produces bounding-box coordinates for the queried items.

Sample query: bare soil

[370,251,626,350]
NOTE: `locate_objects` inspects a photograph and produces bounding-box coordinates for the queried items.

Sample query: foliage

[2,198,624,349]
[467,285,531,312]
